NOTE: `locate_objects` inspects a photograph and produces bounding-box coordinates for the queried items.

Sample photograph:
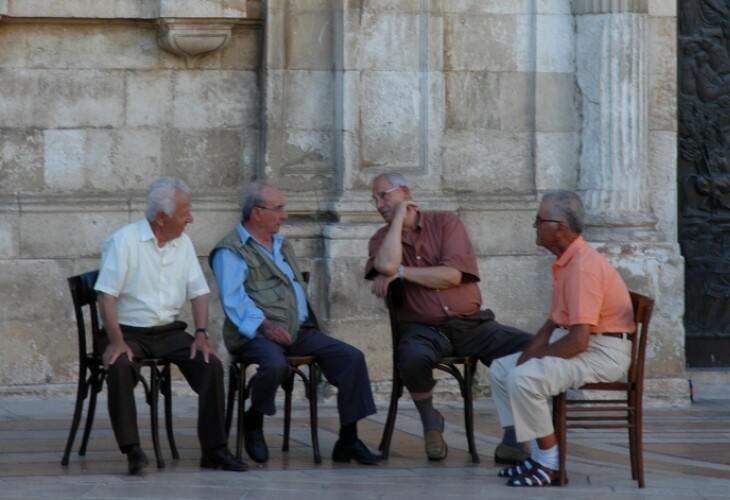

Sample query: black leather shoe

[200,447,249,472]
[126,444,149,475]
[332,439,382,465]
[244,427,269,463]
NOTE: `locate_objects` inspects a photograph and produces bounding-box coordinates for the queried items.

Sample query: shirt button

[416,256,422,260]
[443,306,449,311]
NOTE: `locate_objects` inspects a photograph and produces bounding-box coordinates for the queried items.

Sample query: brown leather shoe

[424,411,447,461]
[494,442,530,465]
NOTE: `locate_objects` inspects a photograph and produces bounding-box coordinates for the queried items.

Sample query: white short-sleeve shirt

[94,219,210,327]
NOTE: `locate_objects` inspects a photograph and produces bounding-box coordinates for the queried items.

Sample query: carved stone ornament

[157,19,235,68]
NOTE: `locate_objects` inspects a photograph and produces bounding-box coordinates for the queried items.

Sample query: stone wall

[0,0,687,404]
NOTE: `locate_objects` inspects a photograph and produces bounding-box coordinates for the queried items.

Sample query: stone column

[572,0,652,232]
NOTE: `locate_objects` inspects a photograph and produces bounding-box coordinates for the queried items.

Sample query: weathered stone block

[361,11,421,71]
[445,13,530,72]
[24,25,159,70]
[478,254,552,333]
[286,10,334,70]
[442,130,532,192]
[43,130,85,190]
[161,128,245,188]
[19,205,129,258]
[536,12,574,73]
[0,69,125,128]
[125,71,175,127]
[535,131,581,190]
[360,71,421,167]
[283,71,335,130]
[0,202,19,259]
[445,71,500,130]
[461,209,538,257]
[86,129,163,190]
[171,70,258,128]
[160,0,249,18]
[0,128,44,191]
[535,72,579,133]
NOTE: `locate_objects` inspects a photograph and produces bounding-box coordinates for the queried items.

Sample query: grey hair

[541,190,585,234]
[239,180,273,222]
[372,172,407,189]
[145,176,190,222]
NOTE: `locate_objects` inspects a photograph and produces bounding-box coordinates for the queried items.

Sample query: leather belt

[595,332,628,340]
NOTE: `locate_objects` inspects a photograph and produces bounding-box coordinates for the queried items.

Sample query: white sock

[531,444,559,471]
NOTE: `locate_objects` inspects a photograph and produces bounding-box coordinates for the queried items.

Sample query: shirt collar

[138,218,180,247]
[554,235,586,268]
[237,222,283,247]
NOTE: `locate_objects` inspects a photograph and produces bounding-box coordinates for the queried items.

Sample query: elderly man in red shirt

[365,172,533,462]
[490,189,635,487]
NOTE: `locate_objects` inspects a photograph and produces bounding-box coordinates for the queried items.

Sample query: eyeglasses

[371,186,400,205]
[534,214,563,225]
[256,205,286,214]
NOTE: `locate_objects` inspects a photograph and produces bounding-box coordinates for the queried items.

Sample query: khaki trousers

[489,329,631,443]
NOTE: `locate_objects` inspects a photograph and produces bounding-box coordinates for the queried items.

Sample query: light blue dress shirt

[211,223,308,339]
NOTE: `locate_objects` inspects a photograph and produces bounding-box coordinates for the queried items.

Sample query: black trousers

[100,323,227,453]
[399,309,534,393]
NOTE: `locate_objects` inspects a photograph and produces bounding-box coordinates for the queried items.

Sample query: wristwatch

[397,265,406,280]
[195,328,208,338]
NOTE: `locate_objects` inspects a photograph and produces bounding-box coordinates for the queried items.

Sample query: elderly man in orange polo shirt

[489,190,635,487]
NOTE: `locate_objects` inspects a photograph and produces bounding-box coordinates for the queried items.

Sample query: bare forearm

[191,295,209,331]
[97,293,124,344]
[519,323,591,364]
[373,224,404,275]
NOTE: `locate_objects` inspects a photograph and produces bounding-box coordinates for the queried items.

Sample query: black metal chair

[61,269,178,468]
[378,279,480,463]
[225,355,321,463]
[552,291,655,488]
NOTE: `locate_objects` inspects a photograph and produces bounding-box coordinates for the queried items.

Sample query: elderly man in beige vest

[209,181,381,466]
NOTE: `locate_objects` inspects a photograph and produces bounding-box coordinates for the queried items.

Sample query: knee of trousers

[397,357,437,393]
[255,360,292,385]
[105,354,136,382]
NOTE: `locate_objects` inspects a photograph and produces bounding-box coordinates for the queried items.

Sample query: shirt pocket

[246,278,291,325]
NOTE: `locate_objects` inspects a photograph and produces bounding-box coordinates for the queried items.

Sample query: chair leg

[282,370,294,453]
[162,364,179,460]
[635,406,645,488]
[378,372,402,459]
[61,368,92,465]
[235,365,247,461]
[148,364,165,469]
[553,393,568,486]
[79,370,104,456]
[307,363,321,464]
[462,361,479,464]
[225,363,239,440]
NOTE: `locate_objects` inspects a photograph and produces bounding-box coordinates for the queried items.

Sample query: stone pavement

[1,393,729,499]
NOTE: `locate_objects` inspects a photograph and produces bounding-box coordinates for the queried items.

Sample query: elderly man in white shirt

[94,176,247,475]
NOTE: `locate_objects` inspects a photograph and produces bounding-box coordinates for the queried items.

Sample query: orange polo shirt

[549,237,635,333]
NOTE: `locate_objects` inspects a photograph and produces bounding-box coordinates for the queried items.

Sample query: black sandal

[506,460,560,487]
[498,457,537,478]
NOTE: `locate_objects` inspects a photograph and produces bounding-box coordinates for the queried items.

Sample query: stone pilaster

[573,0,652,232]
